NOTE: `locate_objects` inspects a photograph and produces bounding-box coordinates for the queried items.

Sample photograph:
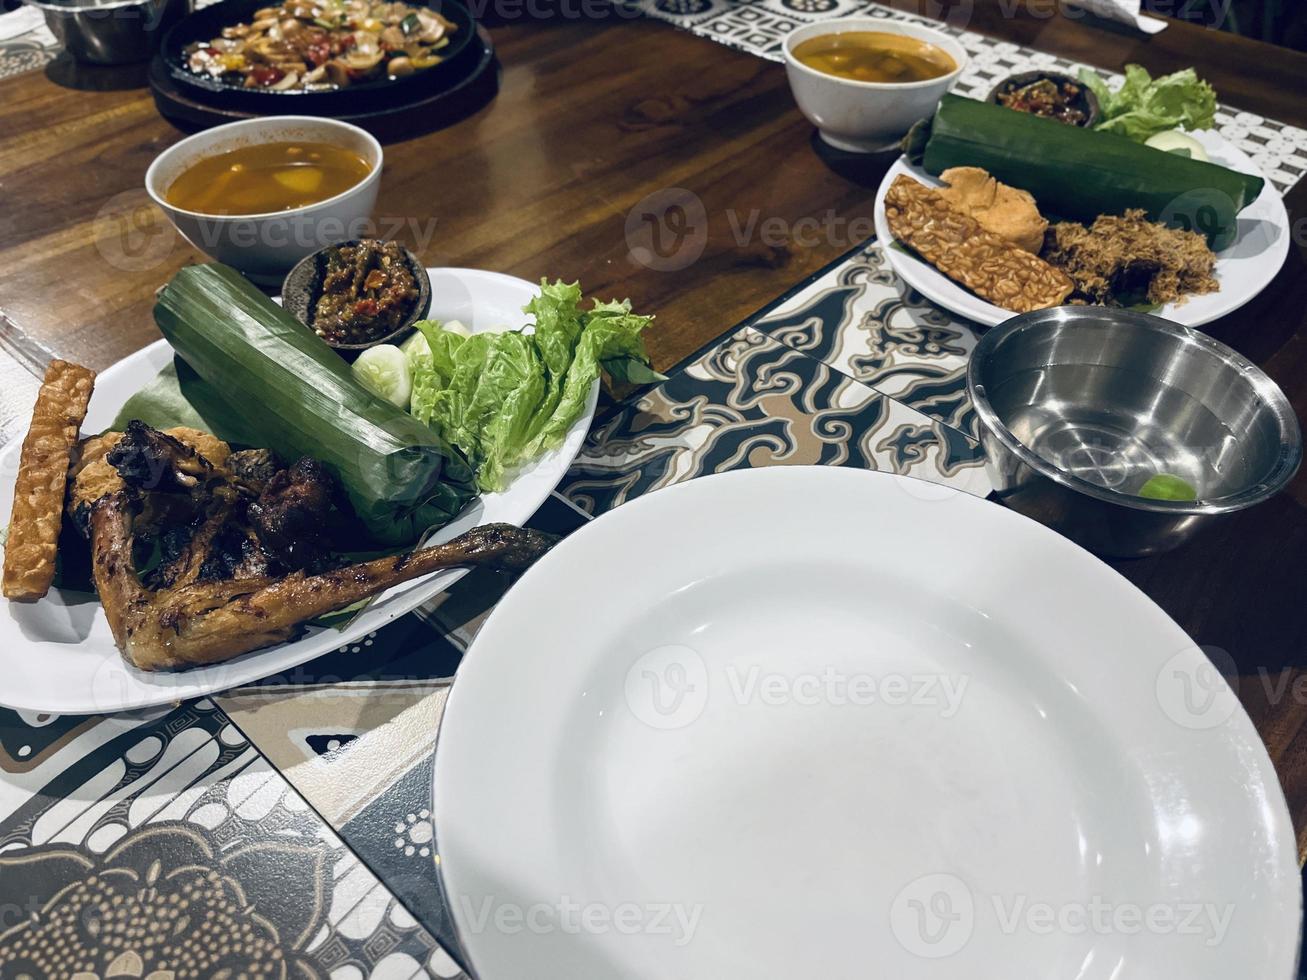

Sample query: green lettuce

[409,279,663,492]
[1080,65,1216,142]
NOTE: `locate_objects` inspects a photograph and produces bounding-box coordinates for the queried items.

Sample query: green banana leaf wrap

[907,94,1265,249]
[146,264,477,547]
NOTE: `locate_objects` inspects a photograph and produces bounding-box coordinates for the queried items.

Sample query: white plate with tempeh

[873,131,1290,329]
[0,268,597,713]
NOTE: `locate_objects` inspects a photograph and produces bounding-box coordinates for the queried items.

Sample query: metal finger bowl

[968,307,1302,558]
[27,0,190,65]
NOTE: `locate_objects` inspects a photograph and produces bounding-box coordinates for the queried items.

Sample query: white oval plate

[0,268,597,713]
[874,131,1291,328]
[434,466,1300,979]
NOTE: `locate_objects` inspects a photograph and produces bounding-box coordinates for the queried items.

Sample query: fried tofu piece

[3,360,96,601]
[937,166,1049,254]
[69,428,231,523]
[885,175,1074,313]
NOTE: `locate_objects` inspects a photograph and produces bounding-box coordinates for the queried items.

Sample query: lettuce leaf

[410,280,663,492]
[1079,65,1217,142]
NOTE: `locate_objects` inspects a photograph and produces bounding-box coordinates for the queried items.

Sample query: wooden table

[1,0,1306,857]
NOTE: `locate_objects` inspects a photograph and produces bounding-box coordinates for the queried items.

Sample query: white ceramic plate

[434,466,1300,979]
[0,268,597,713]
[874,131,1291,328]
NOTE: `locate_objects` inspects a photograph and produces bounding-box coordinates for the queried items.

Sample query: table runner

[0,236,989,977]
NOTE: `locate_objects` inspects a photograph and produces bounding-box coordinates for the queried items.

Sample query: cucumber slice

[400,329,432,373]
[1144,130,1210,162]
[352,345,413,410]
[442,319,472,338]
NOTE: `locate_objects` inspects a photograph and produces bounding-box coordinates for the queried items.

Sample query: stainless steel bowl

[968,307,1302,558]
[27,0,190,65]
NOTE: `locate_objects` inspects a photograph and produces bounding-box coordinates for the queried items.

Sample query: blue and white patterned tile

[0,700,461,978]
[750,241,984,440]
[557,323,991,518]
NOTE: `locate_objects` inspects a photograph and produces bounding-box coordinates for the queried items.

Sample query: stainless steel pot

[26,0,190,65]
[968,307,1302,558]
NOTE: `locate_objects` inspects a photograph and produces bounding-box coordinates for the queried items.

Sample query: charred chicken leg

[90,489,555,671]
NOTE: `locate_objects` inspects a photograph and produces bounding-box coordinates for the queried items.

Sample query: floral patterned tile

[749,241,984,440]
[557,323,992,518]
[0,699,461,978]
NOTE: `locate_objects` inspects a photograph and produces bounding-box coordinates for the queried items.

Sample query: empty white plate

[434,466,1300,979]
[0,268,596,713]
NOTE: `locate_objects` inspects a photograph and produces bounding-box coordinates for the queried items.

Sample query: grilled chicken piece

[89,491,554,671]
[227,448,283,492]
[247,457,334,570]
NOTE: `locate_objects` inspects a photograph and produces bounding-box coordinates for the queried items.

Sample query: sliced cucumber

[1144,130,1210,162]
[400,329,432,373]
[351,344,413,410]
[442,319,472,338]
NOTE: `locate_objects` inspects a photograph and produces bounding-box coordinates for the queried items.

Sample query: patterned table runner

[0,238,990,978]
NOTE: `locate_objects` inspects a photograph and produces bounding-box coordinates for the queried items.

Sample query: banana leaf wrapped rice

[152,264,477,546]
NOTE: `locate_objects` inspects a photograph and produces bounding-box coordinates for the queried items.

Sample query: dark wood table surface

[1,0,1305,856]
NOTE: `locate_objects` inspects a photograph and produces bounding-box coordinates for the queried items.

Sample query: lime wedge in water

[1138,474,1198,501]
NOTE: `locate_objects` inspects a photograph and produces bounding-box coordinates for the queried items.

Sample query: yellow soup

[165,141,373,215]
[792,31,956,84]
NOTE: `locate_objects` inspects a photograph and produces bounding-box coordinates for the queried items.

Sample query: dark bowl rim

[986,69,1102,128]
[281,238,432,351]
[966,307,1303,516]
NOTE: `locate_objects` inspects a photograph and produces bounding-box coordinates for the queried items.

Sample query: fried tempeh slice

[3,359,96,601]
[885,175,1073,313]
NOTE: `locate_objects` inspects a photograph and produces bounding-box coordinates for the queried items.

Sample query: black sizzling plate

[159,0,477,115]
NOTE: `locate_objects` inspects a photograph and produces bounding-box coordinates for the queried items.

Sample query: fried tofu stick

[885,175,1073,313]
[3,360,96,601]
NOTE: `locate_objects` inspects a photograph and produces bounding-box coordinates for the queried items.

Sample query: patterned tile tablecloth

[0,238,992,978]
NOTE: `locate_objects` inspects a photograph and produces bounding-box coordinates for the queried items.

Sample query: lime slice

[1138,474,1198,501]
[351,344,413,410]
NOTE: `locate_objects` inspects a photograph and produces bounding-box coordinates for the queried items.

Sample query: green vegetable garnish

[1138,474,1198,501]
[351,344,412,410]
[409,280,664,492]
[1079,65,1217,143]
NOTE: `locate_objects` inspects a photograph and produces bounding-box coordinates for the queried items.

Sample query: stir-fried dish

[184,0,457,92]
